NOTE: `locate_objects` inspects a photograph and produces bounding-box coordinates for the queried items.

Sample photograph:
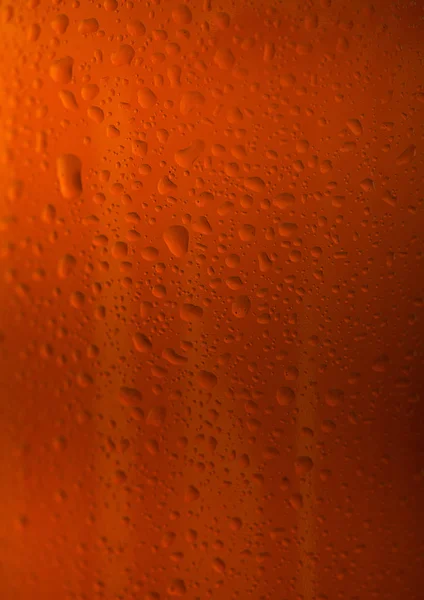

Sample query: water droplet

[56,154,82,199]
[50,56,74,84]
[163,225,189,257]
[138,87,157,109]
[277,386,295,406]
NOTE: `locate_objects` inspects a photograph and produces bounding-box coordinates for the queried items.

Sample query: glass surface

[0,1,423,599]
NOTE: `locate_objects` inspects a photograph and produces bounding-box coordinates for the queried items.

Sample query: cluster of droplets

[0,0,423,599]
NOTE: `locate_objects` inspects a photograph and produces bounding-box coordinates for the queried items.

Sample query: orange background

[0,0,423,599]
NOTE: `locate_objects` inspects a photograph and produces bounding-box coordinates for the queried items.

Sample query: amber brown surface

[0,0,423,599]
